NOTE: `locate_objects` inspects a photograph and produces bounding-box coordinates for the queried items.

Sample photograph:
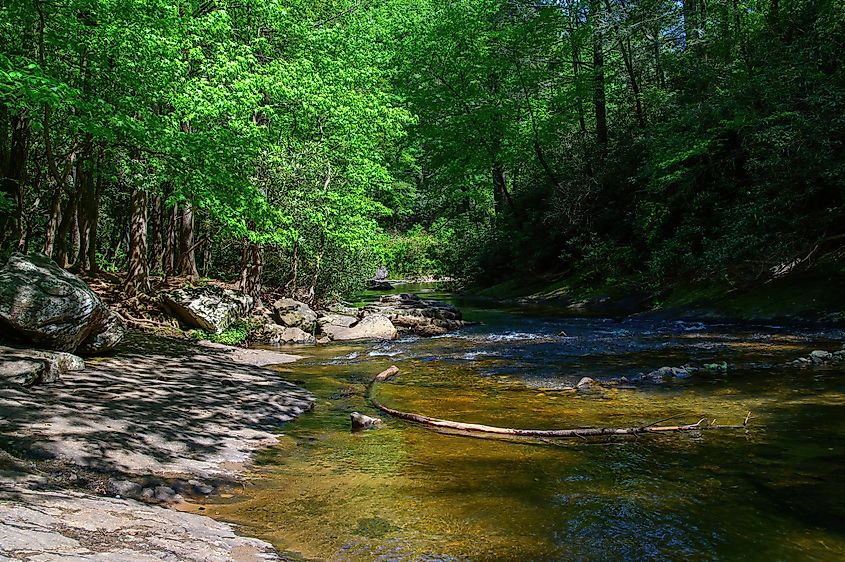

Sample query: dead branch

[366,367,750,439]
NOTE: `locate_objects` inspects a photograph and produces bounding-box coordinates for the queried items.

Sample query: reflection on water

[190,286,845,561]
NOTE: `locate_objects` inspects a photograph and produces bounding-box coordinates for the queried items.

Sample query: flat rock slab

[0,334,313,479]
[197,340,302,366]
[0,487,278,561]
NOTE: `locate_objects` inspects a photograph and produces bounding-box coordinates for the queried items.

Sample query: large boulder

[0,345,85,386]
[0,253,125,354]
[321,313,398,341]
[162,286,253,333]
[271,298,317,332]
[362,293,467,337]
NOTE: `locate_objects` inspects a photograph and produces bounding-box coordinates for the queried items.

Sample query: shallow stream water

[194,285,845,561]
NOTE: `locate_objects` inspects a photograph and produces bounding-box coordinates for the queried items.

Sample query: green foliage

[375,223,451,279]
[1,0,842,303]
[188,319,262,346]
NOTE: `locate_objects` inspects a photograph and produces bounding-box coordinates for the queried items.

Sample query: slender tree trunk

[603,0,646,129]
[75,143,95,271]
[87,153,103,273]
[125,189,150,294]
[149,195,163,274]
[0,115,29,249]
[43,185,63,257]
[178,203,198,279]
[591,2,608,151]
[492,163,516,216]
[308,234,326,305]
[54,174,80,268]
[568,10,587,135]
[238,240,263,304]
[163,202,178,277]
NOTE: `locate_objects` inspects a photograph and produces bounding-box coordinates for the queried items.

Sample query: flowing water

[192,285,845,561]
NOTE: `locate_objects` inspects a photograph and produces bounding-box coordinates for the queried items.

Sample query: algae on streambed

[187,303,845,561]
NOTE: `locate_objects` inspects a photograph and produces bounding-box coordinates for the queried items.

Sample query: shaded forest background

[2,0,843,304]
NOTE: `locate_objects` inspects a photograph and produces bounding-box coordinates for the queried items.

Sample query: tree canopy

[2,0,843,300]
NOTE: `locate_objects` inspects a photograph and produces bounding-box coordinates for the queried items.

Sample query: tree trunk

[603,0,646,128]
[568,7,588,135]
[43,184,64,257]
[125,189,150,294]
[87,154,103,273]
[75,144,95,272]
[54,176,80,268]
[238,240,263,305]
[178,203,198,279]
[492,162,516,216]
[591,2,608,150]
[148,195,163,274]
[163,202,178,277]
[0,115,29,249]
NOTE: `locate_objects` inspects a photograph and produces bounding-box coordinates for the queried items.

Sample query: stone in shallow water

[323,314,398,341]
[810,350,833,363]
[350,411,382,431]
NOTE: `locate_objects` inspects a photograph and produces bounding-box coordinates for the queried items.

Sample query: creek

[193,284,845,561]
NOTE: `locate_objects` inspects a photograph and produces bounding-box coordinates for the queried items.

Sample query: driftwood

[366,366,751,439]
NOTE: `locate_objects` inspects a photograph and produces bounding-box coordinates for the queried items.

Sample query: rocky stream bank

[0,254,323,560]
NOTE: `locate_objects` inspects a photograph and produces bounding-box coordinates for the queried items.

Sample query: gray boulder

[0,253,125,354]
[271,298,317,332]
[255,324,316,345]
[162,286,253,333]
[0,345,84,386]
[322,313,398,341]
[317,313,359,330]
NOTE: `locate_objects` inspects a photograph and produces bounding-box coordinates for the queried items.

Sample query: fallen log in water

[366,366,751,439]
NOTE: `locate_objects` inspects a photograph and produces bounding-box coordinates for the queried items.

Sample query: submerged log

[366,366,751,439]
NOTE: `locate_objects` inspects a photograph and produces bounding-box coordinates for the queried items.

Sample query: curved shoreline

[0,333,314,561]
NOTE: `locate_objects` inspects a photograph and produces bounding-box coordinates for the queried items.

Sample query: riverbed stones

[271,297,318,332]
[0,253,126,354]
[362,293,467,337]
[637,366,691,384]
[810,350,833,363]
[351,411,383,431]
[162,286,253,333]
[0,346,85,386]
[790,348,845,366]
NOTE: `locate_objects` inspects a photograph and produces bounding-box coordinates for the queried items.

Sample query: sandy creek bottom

[186,290,845,561]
